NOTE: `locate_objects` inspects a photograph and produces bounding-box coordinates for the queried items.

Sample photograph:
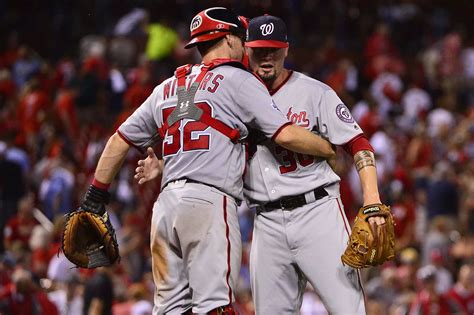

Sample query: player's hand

[368,216,386,226]
[364,198,385,226]
[368,215,387,244]
[134,147,163,185]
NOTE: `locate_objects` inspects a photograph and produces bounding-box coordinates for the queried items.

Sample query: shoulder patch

[335,104,354,123]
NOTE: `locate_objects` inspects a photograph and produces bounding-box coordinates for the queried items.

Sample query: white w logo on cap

[260,23,274,36]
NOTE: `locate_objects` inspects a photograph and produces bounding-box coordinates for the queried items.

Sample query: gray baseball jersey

[244,71,363,205]
[118,62,290,314]
[246,71,366,314]
[119,64,289,200]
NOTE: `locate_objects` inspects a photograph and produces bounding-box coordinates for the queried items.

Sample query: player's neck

[202,46,233,64]
[267,68,290,91]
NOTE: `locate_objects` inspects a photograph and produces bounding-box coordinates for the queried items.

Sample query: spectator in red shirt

[399,247,421,290]
[363,23,401,80]
[429,250,454,294]
[358,94,381,139]
[29,225,54,279]
[324,58,357,98]
[406,123,434,180]
[16,78,51,157]
[438,32,463,80]
[17,79,50,135]
[0,69,16,107]
[114,68,154,129]
[0,267,59,315]
[445,264,474,314]
[409,265,457,315]
[123,68,153,111]
[3,193,39,251]
[390,180,416,251]
[54,82,79,140]
[364,23,396,60]
[54,57,76,89]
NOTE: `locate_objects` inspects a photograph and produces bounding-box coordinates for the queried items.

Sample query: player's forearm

[94,132,131,184]
[88,298,104,315]
[275,124,335,158]
[354,150,381,206]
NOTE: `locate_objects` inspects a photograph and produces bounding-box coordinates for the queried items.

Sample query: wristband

[92,178,110,190]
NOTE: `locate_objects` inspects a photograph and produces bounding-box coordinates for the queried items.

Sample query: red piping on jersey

[116,130,144,153]
[337,198,366,301]
[342,134,374,156]
[271,121,292,142]
[223,196,233,304]
[336,198,351,236]
[269,70,293,96]
[251,72,266,86]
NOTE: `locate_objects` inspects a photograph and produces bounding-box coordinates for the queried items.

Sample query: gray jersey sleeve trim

[116,130,149,154]
[116,130,161,153]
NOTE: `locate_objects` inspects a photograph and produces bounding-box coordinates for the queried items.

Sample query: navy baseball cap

[245,15,289,48]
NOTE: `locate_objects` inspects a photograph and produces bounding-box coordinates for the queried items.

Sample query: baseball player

[89,7,336,315]
[136,13,390,315]
[243,15,388,314]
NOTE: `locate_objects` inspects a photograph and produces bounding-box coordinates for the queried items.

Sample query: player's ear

[284,47,289,58]
[225,34,234,48]
[229,34,244,50]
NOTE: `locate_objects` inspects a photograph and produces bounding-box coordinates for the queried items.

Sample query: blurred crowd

[0,1,473,314]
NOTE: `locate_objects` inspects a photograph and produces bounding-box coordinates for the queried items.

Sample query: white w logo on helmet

[190,15,202,32]
[260,23,274,36]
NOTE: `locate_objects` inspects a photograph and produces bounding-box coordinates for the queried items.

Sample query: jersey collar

[269,70,293,96]
[203,58,248,71]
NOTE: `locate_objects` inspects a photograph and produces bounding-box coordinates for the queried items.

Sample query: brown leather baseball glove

[341,204,395,268]
[61,185,120,268]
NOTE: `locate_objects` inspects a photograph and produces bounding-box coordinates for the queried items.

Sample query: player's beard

[257,67,277,84]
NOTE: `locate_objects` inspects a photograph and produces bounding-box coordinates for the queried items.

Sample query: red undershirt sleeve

[342,134,374,156]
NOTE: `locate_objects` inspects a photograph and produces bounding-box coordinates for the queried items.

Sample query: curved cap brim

[245,40,289,48]
[184,32,230,49]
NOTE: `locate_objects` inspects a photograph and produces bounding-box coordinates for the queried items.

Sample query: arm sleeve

[234,75,289,139]
[342,134,374,156]
[117,87,161,152]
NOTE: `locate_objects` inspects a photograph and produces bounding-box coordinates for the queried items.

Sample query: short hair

[196,36,225,56]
